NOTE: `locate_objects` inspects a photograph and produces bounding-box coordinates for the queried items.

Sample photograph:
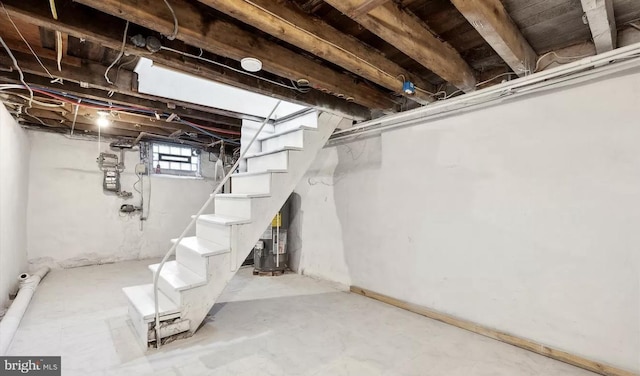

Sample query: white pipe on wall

[0,267,50,355]
[330,42,640,143]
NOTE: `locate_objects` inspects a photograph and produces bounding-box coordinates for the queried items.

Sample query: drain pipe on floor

[0,267,50,355]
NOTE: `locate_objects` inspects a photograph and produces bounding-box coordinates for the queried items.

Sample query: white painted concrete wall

[0,104,30,309]
[292,69,640,372]
[26,132,218,269]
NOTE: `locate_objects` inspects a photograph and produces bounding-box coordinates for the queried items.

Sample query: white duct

[0,267,50,355]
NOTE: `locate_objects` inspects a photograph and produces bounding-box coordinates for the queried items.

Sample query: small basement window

[151,143,200,177]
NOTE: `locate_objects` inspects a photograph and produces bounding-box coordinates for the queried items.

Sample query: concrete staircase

[122,111,347,348]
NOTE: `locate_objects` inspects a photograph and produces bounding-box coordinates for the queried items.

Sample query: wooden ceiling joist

[200,0,435,104]
[0,71,243,132]
[27,108,174,136]
[347,0,391,18]
[19,108,147,138]
[450,0,538,76]
[71,0,397,111]
[0,0,372,119]
[0,50,137,94]
[323,0,477,92]
[581,0,617,53]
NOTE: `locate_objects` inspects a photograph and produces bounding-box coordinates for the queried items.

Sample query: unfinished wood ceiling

[1,0,639,142]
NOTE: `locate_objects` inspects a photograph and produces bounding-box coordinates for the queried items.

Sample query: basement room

[0,0,638,375]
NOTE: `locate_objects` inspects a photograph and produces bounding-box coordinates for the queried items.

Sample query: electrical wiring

[475,72,518,87]
[289,79,310,93]
[115,56,138,84]
[31,88,131,110]
[1,2,55,79]
[243,0,432,96]
[535,51,594,72]
[397,74,437,97]
[0,91,64,108]
[70,102,79,135]
[105,21,130,85]
[0,37,33,107]
[133,172,143,195]
[436,72,519,101]
[145,169,151,219]
[1,83,241,143]
[22,108,46,125]
[177,118,240,144]
[160,46,309,93]
[163,0,179,40]
[181,121,240,136]
[31,86,147,110]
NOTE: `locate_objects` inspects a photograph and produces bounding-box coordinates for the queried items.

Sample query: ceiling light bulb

[96,117,110,127]
[96,110,110,118]
[240,57,262,72]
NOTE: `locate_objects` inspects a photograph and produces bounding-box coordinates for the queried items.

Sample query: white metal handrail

[152,101,281,348]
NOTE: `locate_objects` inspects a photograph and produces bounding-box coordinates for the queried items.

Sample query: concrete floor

[7,260,596,376]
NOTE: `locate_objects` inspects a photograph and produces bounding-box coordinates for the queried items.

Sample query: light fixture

[402,81,416,95]
[240,57,262,72]
[96,111,110,127]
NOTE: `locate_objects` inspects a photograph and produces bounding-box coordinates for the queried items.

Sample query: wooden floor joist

[450,0,538,76]
[1,0,372,119]
[323,0,477,92]
[72,0,398,111]
[201,0,436,104]
[350,286,637,376]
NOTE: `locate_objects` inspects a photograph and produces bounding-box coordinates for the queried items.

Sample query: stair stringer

[176,112,349,335]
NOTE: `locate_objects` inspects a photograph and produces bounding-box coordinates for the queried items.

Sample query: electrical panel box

[103,170,120,192]
[135,163,148,175]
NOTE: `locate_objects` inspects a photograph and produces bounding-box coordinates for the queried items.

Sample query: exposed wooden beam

[0,36,81,67]
[71,0,397,110]
[347,0,390,18]
[450,0,538,76]
[11,105,232,144]
[14,108,144,138]
[300,0,324,13]
[0,0,373,119]
[581,0,617,54]
[14,98,240,135]
[0,50,136,92]
[323,0,477,92]
[0,71,247,128]
[200,0,435,104]
[619,25,640,47]
[24,107,174,135]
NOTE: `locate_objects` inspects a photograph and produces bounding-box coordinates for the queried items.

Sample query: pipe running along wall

[0,267,50,355]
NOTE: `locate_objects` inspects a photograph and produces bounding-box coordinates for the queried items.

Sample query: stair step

[214,193,267,218]
[231,169,287,177]
[193,214,251,225]
[246,148,293,172]
[149,261,207,291]
[257,125,316,141]
[172,236,229,257]
[211,192,271,199]
[231,171,280,195]
[245,146,303,159]
[122,284,180,320]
